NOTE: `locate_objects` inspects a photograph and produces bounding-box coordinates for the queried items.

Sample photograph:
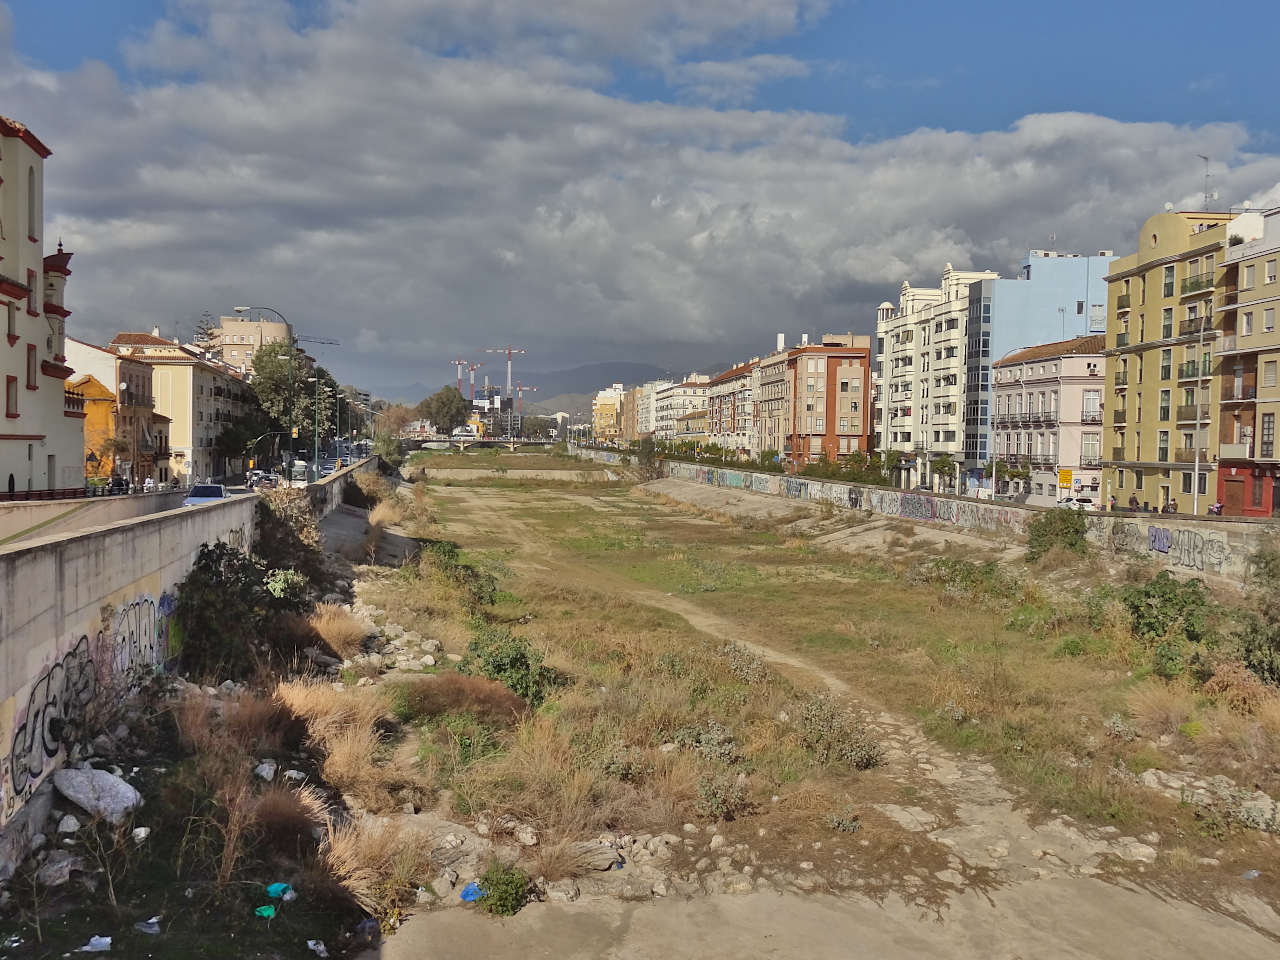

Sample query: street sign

[1058,468,1073,488]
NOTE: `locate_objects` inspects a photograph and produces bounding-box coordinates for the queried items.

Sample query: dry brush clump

[387,673,527,726]
[1126,681,1197,737]
[321,816,435,927]
[309,603,372,659]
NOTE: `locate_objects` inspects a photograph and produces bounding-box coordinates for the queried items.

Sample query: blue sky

[3,0,1279,396]
[13,0,1275,145]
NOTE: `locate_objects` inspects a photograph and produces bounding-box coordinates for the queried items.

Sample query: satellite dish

[1164,202,1174,211]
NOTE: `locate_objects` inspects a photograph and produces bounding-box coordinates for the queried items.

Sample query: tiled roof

[993,334,1106,367]
[710,361,755,384]
[110,332,178,346]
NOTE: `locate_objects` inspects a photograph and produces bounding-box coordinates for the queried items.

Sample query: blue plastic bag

[459,881,486,902]
[266,882,295,900]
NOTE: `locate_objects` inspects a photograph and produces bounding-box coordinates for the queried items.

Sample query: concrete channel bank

[570,445,1277,584]
[0,458,381,873]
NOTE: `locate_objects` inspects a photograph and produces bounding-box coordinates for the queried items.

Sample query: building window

[1158,431,1169,462]
[1262,413,1275,459]
[1162,307,1173,338]
[5,376,17,418]
[26,344,36,389]
[1266,259,1277,285]
[1159,389,1170,420]
[840,380,848,393]
[27,166,36,240]
[5,302,15,341]
[1163,265,1175,297]
[1243,311,1254,336]
[1134,469,1144,490]
[1253,478,1265,509]
[1160,349,1172,380]
[1265,361,1277,388]
[1117,468,1126,488]
[1181,472,1193,494]
[1265,308,1275,334]
[26,270,37,314]
[1243,264,1256,290]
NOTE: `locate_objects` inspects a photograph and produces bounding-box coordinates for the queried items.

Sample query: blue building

[962,249,1113,486]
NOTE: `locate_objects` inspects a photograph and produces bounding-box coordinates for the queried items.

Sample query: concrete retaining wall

[0,491,187,545]
[306,457,381,518]
[570,446,1277,584]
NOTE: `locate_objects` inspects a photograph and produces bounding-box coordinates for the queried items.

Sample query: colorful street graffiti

[0,592,176,826]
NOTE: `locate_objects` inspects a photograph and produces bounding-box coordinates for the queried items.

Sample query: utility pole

[483,345,527,399]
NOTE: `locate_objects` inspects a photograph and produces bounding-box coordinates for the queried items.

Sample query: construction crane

[452,359,468,394]
[483,345,527,399]
[466,361,484,403]
[514,382,537,416]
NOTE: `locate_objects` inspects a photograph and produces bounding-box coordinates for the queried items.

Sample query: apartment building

[877,265,995,488]
[592,383,625,441]
[707,361,755,456]
[621,386,640,444]
[1215,206,1280,516]
[634,380,670,437]
[0,117,85,498]
[109,331,251,483]
[211,313,293,372]
[753,344,790,459]
[877,253,1111,491]
[1103,210,1263,513]
[674,408,709,443]
[66,337,173,484]
[991,335,1105,506]
[654,375,709,440]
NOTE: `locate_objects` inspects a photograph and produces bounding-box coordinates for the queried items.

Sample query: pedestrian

[1209,500,1224,515]
[1128,493,1140,511]
[1168,498,1178,514]
[1109,494,1117,512]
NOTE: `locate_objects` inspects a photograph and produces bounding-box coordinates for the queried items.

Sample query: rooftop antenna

[1196,155,1212,211]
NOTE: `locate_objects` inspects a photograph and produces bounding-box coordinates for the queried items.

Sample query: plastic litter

[306,939,330,958]
[1242,869,1261,880]
[353,917,380,944]
[459,881,485,902]
[75,935,112,952]
[133,916,162,936]
[255,905,278,919]
[266,882,297,901]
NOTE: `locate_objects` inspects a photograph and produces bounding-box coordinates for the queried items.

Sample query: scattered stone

[254,760,278,782]
[695,857,711,871]
[1117,841,1158,863]
[91,734,115,757]
[682,823,698,834]
[545,879,580,903]
[872,804,939,832]
[422,638,442,653]
[446,653,463,663]
[1140,832,1161,845]
[322,593,344,604]
[430,875,454,899]
[1197,857,1221,867]
[52,768,141,825]
[708,834,727,851]
[514,824,538,846]
[30,833,47,854]
[568,840,622,871]
[651,879,671,897]
[36,849,85,887]
[659,743,677,753]
[131,827,151,845]
[57,814,80,834]
[401,802,417,815]
[283,769,306,782]
[356,677,375,687]
[420,655,436,667]
[935,869,965,886]
[798,861,815,871]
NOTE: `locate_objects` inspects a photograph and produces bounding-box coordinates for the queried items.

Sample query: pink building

[992,335,1105,507]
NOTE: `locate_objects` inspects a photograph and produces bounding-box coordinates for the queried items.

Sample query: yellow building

[592,383,624,442]
[675,408,709,442]
[1103,210,1261,513]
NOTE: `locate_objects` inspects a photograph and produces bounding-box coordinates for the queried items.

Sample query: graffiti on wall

[0,591,176,826]
[1146,525,1232,574]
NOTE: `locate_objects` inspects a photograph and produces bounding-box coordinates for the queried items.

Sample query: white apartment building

[752,342,790,458]
[0,116,84,498]
[877,264,998,489]
[635,379,672,437]
[992,335,1105,506]
[654,374,709,441]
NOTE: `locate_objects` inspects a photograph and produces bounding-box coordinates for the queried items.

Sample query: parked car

[182,484,230,507]
[1056,495,1098,512]
[255,474,280,490]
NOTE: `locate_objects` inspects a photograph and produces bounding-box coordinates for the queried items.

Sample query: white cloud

[2,1,1278,399]
[669,54,810,105]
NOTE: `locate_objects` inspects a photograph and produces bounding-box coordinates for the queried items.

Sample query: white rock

[650,880,671,897]
[682,823,698,834]
[254,760,278,782]
[57,814,80,834]
[514,824,538,846]
[131,827,151,844]
[446,653,463,663]
[52,769,141,825]
[1118,841,1158,863]
[708,834,727,851]
[659,743,677,753]
[36,849,85,887]
[420,655,436,667]
[283,769,306,782]
[545,879,580,902]
[422,638,443,653]
[798,861,815,871]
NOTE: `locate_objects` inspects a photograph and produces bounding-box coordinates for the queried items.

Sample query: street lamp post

[234,305,295,458]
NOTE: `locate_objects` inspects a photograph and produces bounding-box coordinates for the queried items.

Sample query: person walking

[1128,493,1140,511]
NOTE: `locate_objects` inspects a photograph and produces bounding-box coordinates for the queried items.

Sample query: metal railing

[1175,403,1210,421]
[1110,446,1127,462]
[1080,410,1103,424]
[1179,318,1212,336]
[1114,371,1129,386]
[1117,294,1131,310]
[1111,408,1128,423]
[1217,335,1237,353]
[1178,360,1211,379]
[1080,455,1102,468]
[1222,384,1257,402]
[1173,447,1209,463]
[1181,273,1214,296]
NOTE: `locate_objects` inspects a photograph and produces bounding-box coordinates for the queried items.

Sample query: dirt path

[375,482,1280,957]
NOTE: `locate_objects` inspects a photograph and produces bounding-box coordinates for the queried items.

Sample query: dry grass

[1127,680,1197,736]
[222,692,300,754]
[1202,661,1273,715]
[370,499,405,528]
[321,817,436,925]
[387,674,527,725]
[1259,697,1280,740]
[253,783,328,855]
[308,603,371,659]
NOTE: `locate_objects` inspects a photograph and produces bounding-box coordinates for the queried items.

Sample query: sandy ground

[339,482,1280,960]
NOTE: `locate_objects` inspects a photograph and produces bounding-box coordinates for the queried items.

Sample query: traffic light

[248,458,255,469]
[291,427,299,438]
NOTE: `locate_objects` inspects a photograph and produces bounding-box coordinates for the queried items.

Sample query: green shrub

[1121,572,1215,645]
[799,694,884,769]
[1025,507,1088,560]
[673,719,739,764]
[603,745,652,783]
[906,557,1021,601]
[1152,639,1187,679]
[695,772,752,820]
[173,542,272,679]
[1053,635,1087,658]
[264,568,310,611]
[476,861,529,916]
[826,806,862,834]
[461,621,560,706]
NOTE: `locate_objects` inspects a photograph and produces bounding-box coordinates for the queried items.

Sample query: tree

[932,453,956,489]
[249,343,307,435]
[522,415,555,439]
[417,386,469,436]
[193,311,218,351]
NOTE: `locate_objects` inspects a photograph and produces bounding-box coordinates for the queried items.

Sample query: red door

[1223,479,1245,515]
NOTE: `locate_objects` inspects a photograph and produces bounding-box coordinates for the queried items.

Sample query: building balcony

[1216,334,1237,353]
[1080,454,1102,468]
[1115,331,1130,347]
[1116,294,1131,311]
[1216,288,1239,311]
[1030,454,1057,469]
[64,390,85,415]
[1176,403,1211,422]
[1114,371,1128,387]
[1111,408,1128,424]
[1080,410,1103,424]
[1173,447,1209,463]
[1181,273,1214,296]
[1178,318,1213,337]
[1110,446,1127,462]
[1178,360,1212,380]
[1221,384,1257,402]
[1219,442,1252,459]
